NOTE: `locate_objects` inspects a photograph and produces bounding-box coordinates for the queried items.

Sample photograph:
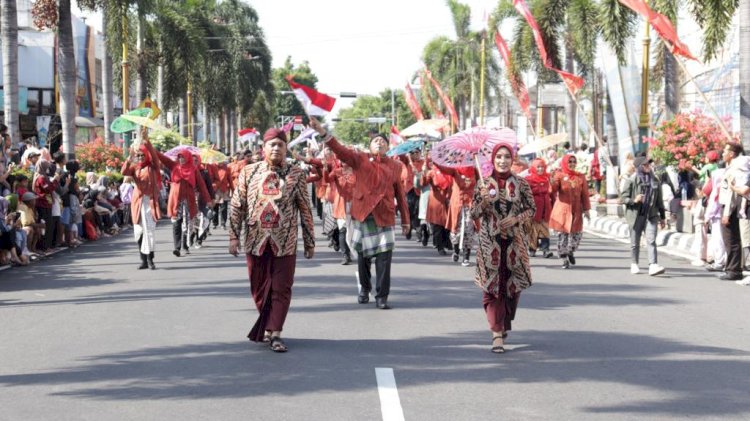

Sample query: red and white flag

[390,126,404,147]
[419,73,446,120]
[286,76,337,116]
[618,0,697,61]
[424,67,459,128]
[404,83,425,121]
[513,0,585,96]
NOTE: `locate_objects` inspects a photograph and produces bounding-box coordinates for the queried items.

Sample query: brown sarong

[246,248,297,342]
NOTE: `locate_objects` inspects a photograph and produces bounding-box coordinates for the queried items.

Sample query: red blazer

[326,137,409,227]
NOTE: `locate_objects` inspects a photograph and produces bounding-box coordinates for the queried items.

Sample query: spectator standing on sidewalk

[717,143,747,281]
[620,156,666,276]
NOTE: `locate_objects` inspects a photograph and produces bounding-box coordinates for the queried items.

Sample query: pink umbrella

[165,145,200,159]
[430,127,517,171]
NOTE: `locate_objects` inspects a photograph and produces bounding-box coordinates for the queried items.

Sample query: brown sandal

[491,335,505,354]
[269,336,288,353]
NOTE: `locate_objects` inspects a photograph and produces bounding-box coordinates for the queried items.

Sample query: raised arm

[156,150,176,171]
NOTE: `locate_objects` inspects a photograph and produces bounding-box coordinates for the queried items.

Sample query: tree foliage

[333,90,417,146]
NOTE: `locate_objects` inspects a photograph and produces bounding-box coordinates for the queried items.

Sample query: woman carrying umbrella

[549,154,591,269]
[121,128,161,269]
[471,141,535,354]
[156,147,212,257]
[310,117,410,309]
[525,158,554,258]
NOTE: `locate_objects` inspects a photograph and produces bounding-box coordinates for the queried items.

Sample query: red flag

[513,0,585,96]
[494,32,531,120]
[419,73,446,120]
[618,0,697,61]
[404,83,425,121]
[424,67,459,128]
[285,76,337,116]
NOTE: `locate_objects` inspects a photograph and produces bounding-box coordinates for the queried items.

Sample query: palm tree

[101,7,115,143]
[58,0,77,158]
[740,0,750,151]
[1,0,20,146]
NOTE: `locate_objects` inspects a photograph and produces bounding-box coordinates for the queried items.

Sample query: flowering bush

[646,110,736,170]
[75,138,125,173]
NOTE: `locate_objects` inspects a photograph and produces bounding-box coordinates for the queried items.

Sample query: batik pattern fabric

[471,174,535,297]
[229,161,315,257]
[449,206,475,250]
[524,220,550,252]
[351,214,395,258]
[557,232,582,256]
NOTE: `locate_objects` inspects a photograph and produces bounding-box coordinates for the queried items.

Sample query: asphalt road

[1,220,749,421]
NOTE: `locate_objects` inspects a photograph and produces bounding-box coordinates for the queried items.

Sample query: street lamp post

[638,1,651,154]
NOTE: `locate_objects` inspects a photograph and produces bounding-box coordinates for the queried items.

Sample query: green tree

[333,89,416,145]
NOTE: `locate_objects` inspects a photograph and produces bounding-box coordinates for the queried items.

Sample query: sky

[73,0,498,115]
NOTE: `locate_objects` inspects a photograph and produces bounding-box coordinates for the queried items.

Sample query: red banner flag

[424,67,460,128]
[494,32,531,120]
[419,73,446,120]
[618,0,697,61]
[404,83,425,121]
[513,0,585,96]
[285,76,337,116]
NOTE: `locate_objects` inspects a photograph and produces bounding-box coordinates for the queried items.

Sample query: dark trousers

[721,212,743,276]
[358,250,393,299]
[212,202,228,227]
[406,190,420,231]
[431,224,451,250]
[37,207,53,250]
[172,217,187,251]
[338,227,351,257]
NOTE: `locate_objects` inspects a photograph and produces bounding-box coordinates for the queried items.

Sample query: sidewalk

[583,215,696,261]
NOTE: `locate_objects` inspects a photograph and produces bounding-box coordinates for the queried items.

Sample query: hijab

[171,149,197,187]
[137,144,152,169]
[561,153,580,177]
[432,166,453,191]
[490,143,514,186]
[526,158,550,184]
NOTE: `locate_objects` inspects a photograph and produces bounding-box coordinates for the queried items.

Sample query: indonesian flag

[494,32,532,120]
[404,83,425,121]
[285,76,336,116]
[238,128,258,143]
[390,126,404,147]
[424,68,459,128]
[618,0,697,61]
[513,0,585,96]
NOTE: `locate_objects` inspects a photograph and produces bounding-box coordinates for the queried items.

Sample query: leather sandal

[269,336,288,353]
[491,335,505,354]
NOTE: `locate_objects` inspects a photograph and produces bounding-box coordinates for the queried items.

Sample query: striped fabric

[351,215,395,258]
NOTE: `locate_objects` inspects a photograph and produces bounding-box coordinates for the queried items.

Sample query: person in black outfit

[718,142,746,281]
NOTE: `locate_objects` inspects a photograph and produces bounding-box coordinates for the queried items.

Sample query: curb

[583,216,697,261]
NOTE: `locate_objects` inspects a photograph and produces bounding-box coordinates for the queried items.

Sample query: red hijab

[490,142,514,185]
[172,150,197,187]
[137,144,152,169]
[561,153,580,177]
[432,166,453,191]
[526,158,549,184]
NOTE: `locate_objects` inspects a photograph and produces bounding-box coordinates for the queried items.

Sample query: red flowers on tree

[75,138,124,173]
[646,110,736,170]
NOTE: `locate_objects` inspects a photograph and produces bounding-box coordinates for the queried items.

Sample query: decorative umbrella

[517,132,568,155]
[386,139,425,157]
[200,148,228,164]
[165,145,200,159]
[119,114,167,131]
[399,118,450,138]
[430,127,517,169]
[110,108,153,133]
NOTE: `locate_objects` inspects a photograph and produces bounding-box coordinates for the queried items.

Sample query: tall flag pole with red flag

[419,72,446,120]
[494,31,532,121]
[404,83,425,121]
[424,67,460,132]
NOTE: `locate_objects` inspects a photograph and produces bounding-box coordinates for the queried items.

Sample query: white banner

[36,115,51,148]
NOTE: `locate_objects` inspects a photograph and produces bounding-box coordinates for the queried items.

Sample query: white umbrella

[517,132,568,155]
[399,118,449,138]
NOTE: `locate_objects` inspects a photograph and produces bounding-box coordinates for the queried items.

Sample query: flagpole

[479,30,487,126]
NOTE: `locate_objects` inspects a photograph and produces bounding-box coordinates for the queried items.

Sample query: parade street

[0,225,747,421]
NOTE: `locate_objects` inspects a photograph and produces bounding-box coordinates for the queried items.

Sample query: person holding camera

[620,155,666,276]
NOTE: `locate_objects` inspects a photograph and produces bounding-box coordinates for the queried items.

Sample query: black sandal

[262,331,272,343]
[269,336,288,353]
[491,336,505,354]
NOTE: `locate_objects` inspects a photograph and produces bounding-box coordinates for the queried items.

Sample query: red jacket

[326,137,410,227]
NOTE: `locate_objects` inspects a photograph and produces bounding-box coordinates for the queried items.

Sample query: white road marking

[375,367,405,421]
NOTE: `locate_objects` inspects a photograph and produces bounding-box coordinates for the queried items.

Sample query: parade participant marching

[228,128,315,352]
[422,161,452,255]
[327,158,356,265]
[191,154,215,248]
[399,150,424,241]
[472,141,535,354]
[436,164,477,267]
[549,154,591,269]
[121,128,161,269]
[156,148,212,257]
[310,117,410,309]
[210,160,231,230]
[525,158,554,258]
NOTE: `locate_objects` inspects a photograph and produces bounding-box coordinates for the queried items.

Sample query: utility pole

[638,0,651,154]
[122,6,130,157]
